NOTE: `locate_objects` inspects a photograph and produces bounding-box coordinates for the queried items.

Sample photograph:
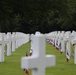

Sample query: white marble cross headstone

[71,38,76,64]
[21,32,56,75]
[66,32,71,56]
[57,31,61,46]
[11,32,16,52]
[30,34,34,49]
[0,33,5,62]
[64,31,71,62]
[6,32,11,56]
[15,32,19,49]
[61,31,65,52]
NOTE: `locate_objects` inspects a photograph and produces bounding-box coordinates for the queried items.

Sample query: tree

[0,0,76,33]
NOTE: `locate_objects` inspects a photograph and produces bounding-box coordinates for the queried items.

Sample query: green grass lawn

[0,42,76,75]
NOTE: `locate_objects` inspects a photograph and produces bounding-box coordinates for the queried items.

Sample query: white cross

[11,32,16,52]
[61,31,65,52]
[5,32,12,56]
[65,32,71,56]
[0,33,5,62]
[71,38,76,64]
[21,32,56,75]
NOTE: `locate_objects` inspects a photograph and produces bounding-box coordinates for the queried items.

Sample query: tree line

[0,0,76,33]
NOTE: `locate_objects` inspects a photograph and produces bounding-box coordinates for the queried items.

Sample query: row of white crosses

[0,32,30,62]
[15,32,30,48]
[45,31,76,64]
[21,31,56,75]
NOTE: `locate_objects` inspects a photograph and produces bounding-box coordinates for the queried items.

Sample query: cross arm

[45,55,56,67]
[21,56,38,69]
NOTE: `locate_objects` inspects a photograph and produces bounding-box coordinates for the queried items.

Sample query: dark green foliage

[0,0,76,33]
